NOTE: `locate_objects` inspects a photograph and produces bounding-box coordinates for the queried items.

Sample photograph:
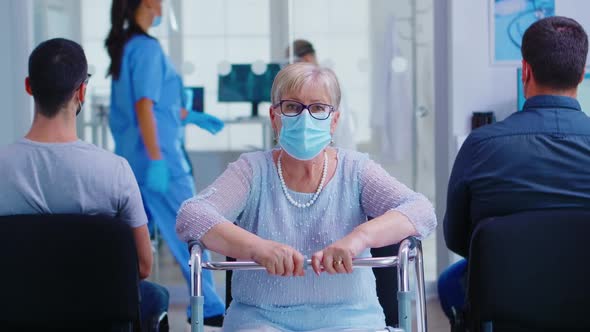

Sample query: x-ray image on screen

[184,87,204,113]
[218,63,282,117]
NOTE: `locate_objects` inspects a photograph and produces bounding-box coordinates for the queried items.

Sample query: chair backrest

[0,214,140,329]
[467,209,590,331]
[371,244,400,327]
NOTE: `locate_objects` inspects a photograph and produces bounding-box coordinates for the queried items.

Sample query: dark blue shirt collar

[523,95,581,111]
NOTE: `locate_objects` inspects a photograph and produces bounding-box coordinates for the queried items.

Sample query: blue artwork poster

[492,0,555,63]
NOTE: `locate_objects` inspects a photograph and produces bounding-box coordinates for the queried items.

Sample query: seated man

[440,16,590,323]
[0,38,168,329]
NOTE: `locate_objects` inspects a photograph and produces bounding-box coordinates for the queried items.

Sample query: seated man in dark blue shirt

[439,16,590,324]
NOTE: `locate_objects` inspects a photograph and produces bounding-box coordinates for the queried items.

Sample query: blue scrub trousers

[141,174,225,319]
[140,280,169,324]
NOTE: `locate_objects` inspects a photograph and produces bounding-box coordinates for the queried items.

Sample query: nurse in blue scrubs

[105,0,225,324]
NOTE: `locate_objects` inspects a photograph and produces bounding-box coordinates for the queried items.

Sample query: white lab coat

[333,91,357,150]
[370,16,412,163]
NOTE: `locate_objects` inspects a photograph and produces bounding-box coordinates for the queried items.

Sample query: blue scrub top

[110,34,190,183]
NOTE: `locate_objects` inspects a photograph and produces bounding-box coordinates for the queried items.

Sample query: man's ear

[522,60,534,84]
[25,77,33,96]
[78,83,87,104]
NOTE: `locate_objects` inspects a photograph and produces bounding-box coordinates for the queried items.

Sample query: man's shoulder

[75,141,125,160]
[467,110,590,147]
[467,116,517,143]
[0,139,128,170]
[55,140,128,167]
[464,112,542,149]
[75,143,133,177]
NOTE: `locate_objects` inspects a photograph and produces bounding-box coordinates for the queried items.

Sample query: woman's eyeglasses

[273,99,335,120]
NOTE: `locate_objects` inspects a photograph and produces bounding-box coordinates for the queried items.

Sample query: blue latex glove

[183,111,224,135]
[146,159,170,193]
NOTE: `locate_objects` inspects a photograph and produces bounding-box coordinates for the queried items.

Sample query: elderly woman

[176,62,436,331]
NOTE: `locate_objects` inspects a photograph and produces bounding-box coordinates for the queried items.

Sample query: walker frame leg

[190,244,204,332]
[397,239,413,332]
[414,242,427,332]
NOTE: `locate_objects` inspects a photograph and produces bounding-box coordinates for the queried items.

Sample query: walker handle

[201,256,403,271]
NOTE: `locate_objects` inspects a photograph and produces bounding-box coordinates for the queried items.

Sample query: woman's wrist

[248,236,266,261]
[348,226,371,254]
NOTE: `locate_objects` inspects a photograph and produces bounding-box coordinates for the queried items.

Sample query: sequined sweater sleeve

[359,159,437,238]
[176,155,253,242]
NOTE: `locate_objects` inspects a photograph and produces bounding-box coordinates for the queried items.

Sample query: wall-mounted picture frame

[490,0,555,65]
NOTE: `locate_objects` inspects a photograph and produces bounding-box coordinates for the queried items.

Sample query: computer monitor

[579,73,590,114]
[218,63,282,117]
[516,68,525,111]
[517,68,590,114]
[184,87,205,113]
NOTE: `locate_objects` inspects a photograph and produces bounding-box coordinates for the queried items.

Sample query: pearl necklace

[277,150,328,208]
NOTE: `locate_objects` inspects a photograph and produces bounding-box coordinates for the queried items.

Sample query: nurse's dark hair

[522,16,588,90]
[28,38,87,118]
[105,0,151,80]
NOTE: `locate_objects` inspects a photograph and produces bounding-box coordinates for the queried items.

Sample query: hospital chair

[189,237,427,332]
[0,214,141,331]
[466,209,590,332]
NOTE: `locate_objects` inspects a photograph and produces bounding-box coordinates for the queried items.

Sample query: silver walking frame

[189,237,427,332]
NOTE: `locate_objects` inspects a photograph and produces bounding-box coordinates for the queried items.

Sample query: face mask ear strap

[25,77,33,96]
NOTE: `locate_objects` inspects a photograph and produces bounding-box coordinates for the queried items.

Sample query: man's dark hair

[289,39,315,59]
[28,38,88,118]
[522,16,588,90]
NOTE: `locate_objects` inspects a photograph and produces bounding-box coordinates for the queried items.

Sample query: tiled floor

[153,244,450,332]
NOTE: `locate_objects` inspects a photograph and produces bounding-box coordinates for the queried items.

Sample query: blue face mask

[151,15,162,27]
[279,111,332,160]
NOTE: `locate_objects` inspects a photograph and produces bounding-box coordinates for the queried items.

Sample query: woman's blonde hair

[271,62,341,110]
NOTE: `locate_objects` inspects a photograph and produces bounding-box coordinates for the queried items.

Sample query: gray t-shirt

[0,138,147,228]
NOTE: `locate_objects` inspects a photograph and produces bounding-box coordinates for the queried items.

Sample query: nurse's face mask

[275,100,334,160]
[151,15,162,27]
[150,0,164,27]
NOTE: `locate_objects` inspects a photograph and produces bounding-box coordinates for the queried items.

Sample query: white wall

[0,0,34,146]
[450,0,517,139]
[434,0,452,274]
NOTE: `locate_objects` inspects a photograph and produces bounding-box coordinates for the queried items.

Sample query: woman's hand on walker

[251,239,305,277]
[311,232,367,275]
